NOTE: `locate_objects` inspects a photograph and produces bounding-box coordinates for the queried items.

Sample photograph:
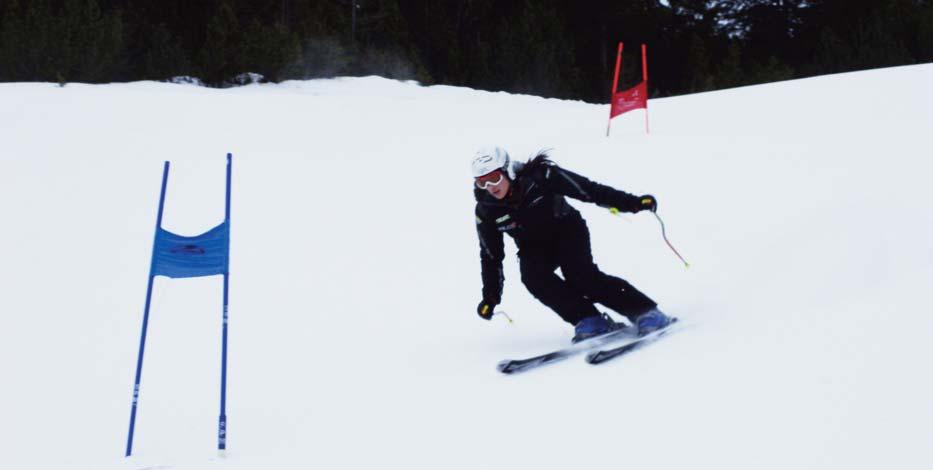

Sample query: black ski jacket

[474,155,645,303]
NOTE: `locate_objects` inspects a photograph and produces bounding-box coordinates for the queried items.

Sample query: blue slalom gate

[126,154,232,457]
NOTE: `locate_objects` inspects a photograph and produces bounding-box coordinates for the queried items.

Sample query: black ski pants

[518,218,656,325]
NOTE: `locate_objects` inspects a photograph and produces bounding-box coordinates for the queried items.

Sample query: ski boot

[634,308,673,336]
[572,313,623,344]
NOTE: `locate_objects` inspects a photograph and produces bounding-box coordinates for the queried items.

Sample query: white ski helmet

[471,146,514,179]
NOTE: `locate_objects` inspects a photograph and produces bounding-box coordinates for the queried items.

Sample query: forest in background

[1,0,931,101]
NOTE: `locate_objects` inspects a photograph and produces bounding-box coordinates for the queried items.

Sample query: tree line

[1,0,931,101]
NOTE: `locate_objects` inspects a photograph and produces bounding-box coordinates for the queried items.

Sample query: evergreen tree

[61,0,125,82]
[0,0,54,81]
[239,19,301,81]
[685,33,714,92]
[0,0,125,83]
[919,4,933,61]
[141,23,192,80]
[715,41,744,89]
[198,0,239,84]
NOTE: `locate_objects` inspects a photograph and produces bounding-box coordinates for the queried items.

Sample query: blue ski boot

[572,314,621,344]
[635,308,673,336]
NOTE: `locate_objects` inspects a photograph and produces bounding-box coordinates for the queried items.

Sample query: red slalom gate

[607,43,650,136]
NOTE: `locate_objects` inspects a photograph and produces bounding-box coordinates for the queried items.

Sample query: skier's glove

[634,194,657,213]
[477,300,497,320]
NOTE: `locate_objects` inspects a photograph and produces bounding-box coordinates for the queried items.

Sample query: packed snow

[1,64,931,470]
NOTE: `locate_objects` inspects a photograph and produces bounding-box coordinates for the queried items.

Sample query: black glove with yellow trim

[610,194,658,215]
[636,194,658,213]
[476,299,498,320]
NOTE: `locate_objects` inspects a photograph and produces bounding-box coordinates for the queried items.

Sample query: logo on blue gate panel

[170,244,206,255]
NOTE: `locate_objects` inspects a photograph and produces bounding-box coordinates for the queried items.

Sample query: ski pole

[495,311,514,324]
[608,207,690,268]
[652,211,690,268]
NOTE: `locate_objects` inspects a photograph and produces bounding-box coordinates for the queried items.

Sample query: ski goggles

[475,170,505,189]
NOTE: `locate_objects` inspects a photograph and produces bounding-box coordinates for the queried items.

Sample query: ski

[496,325,637,374]
[585,318,680,365]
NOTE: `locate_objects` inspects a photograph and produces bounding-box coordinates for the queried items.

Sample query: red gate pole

[642,43,650,135]
[607,42,623,137]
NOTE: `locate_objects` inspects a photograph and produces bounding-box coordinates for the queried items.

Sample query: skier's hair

[517,149,553,176]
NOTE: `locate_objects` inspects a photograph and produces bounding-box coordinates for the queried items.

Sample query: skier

[472,146,672,343]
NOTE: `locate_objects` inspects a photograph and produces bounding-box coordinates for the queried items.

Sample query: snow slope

[1,64,932,470]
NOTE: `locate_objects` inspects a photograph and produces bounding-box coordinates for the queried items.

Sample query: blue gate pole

[218,153,231,451]
[126,161,170,457]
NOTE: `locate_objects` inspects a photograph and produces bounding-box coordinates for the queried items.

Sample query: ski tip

[586,343,637,365]
[496,360,514,374]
